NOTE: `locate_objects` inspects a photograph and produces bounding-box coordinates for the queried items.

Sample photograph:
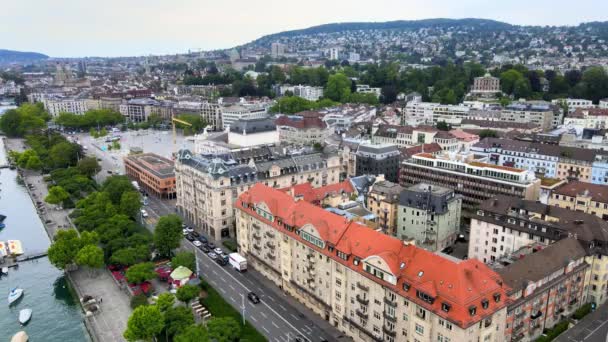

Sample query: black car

[247,292,260,304]
[191,231,200,238]
[216,258,228,266]
[200,245,210,253]
[198,235,208,244]
[207,242,216,249]
[185,234,195,242]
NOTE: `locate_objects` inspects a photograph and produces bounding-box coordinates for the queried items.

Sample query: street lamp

[241,294,246,326]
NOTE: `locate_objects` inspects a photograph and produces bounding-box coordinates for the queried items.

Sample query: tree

[174,325,209,342]
[47,229,81,269]
[49,141,79,168]
[513,78,532,99]
[436,121,451,131]
[171,251,196,271]
[581,66,608,103]
[120,191,142,219]
[102,176,136,204]
[25,154,43,170]
[75,245,105,273]
[16,149,39,169]
[164,306,195,338]
[156,293,175,313]
[124,305,164,342]
[100,127,108,137]
[77,157,101,177]
[479,129,498,139]
[500,69,525,95]
[0,104,47,137]
[125,262,157,284]
[153,214,183,257]
[176,284,199,303]
[45,186,70,205]
[325,73,352,102]
[207,317,242,342]
[348,92,379,105]
[110,245,150,266]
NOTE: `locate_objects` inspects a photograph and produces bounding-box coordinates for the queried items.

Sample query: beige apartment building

[366,180,404,236]
[236,184,510,342]
[549,181,608,220]
[470,196,608,306]
[175,147,340,240]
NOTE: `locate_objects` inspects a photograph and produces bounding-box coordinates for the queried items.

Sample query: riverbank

[2,136,132,342]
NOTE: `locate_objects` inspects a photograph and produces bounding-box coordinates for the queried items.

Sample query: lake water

[0,139,89,341]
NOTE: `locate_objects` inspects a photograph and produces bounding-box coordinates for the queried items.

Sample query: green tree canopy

[164,306,195,338]
[0,103,48,137]
[155,293,175,313]
[153,214,183,257]
[125,262,157,284]
[124,305,165,342]
[45,185,70,205]
[49,141,80,168]
[102,175,136,204]
[110,245,150,266]
[325,73,352,102]
[174,324,209,342]
[171,251,196,271]
[75,244,105,270]
[479,129,499,139]
[207,317,242,342]
[175,284,199,303]
[77,157,101,177]
[120,191,142,219]
[47,229,82,269]
[175,114,207,135]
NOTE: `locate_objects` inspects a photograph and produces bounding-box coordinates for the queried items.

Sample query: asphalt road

[184,240,333,342]
[555,302,608,342]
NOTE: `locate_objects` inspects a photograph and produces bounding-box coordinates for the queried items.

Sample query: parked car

[200,245,210,253]
[247,292,260,304]
[216,258,228,266]
[207,252,218,260]
[184,226,194,233]
[193,240,202,247]
[190,231,200,238]
[213,248,223,255]
[182,229,189,236]
[208,242,216,249]
[185,234,195,242]
[140,209,149,218]
[198,236,208,244]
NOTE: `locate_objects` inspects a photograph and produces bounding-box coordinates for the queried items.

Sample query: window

[416,290,435,304]
[415,323,424,335]
[300,230,325,249]
[441,302,451,312]
[469,306,477,316]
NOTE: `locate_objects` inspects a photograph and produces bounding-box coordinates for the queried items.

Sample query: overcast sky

[1,0,607,57]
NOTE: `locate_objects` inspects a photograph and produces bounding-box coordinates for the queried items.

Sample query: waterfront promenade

[3,137,131,342]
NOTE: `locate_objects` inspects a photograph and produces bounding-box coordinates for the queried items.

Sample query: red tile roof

[553,180,608,203]
[275,114,327,129]
[280,180,355,204]
[571,108,608,118]
[237,184,509,328]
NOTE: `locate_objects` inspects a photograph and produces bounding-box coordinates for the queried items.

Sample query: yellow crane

[171,115,192,155]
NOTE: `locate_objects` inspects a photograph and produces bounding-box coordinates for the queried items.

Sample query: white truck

[131,181,140,191]
[228,253,247,272]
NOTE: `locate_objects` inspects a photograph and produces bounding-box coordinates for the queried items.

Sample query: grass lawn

[199,280,267,342]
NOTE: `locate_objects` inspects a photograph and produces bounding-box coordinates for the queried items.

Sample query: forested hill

[249,18,512,46]
[0,49,49,64]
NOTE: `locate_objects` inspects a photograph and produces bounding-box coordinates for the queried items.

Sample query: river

[0,138,89,341]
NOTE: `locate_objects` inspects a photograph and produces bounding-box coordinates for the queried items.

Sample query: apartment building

[470,74,501,97]
[469,196,608,305]
[175,148,341,240]
[496,238,590,342]
[551,98,594,113]
[43,97,88,116]
[563,108,608,129]
[275,112,331,146]
[404,101,470,125]
[500,102,561,131]
[600,99,608,109]
[235,184,509,342]
[123,153,176,199]
[356,85,382,98]
[400,152,540,209]
[355,143,401,183]
[549,181,608,220]
[221,104,268,129]
[279,84,324,101]
[119,98,173,122]
[472,138,598,182]
[397,183,461,252]
[372,125,478,152]
[271,42,286,58]
[281,180,355,208]
[366,180,404,236]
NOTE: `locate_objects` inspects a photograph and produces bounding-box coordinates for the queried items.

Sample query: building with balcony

[175,148,340,240]
[548,181,608,220]
[372,124,478,152]
[496,238,590,342]
[235,184,509,342]
[469,196,608,305]
[355,143,401,183]
[397,183,461,251]
[43,97,88,116]
[275,112,331,146]
[123,153,176,199]
[366,180,404,236]
[400,152,540,209]
[563,108,608,129]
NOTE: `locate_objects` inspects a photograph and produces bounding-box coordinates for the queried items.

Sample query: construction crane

[172,115,192,155]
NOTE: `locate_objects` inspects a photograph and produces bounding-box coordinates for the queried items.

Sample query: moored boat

[0,241,7,257]
[8,288,23,305]
[1,267,8,275]
[7,240,23,255]
[11,331,28,342]
[18,308,32,325]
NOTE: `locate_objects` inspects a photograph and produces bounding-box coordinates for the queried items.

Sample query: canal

[0,138,88,341]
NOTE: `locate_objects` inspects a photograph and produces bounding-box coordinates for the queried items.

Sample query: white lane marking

[250,316,258,323]
[290,314,299,321]
[584,318,608,340]
[211,269,218,275]
[230,296,236,303]
[266,295,276,302]
[260,311,268,319]
[272,321,280,329]
[219,276,226,282]
[279,304,287,311]
[262,326,270,334]
[219,288,226,294]
[229,284,236,291]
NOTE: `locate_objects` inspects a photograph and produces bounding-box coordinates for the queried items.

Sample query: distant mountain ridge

[247,18,513,46]
[0,49,49,64]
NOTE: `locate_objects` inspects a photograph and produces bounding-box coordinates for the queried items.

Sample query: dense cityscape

[1,10,608,342]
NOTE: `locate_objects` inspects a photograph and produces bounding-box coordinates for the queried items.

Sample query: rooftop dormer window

[493,293,501,303]
[481,299,489,309]
[402,282,410,292]
[441,302,451,312]
[469,306,477,316]
[416,290,435,304]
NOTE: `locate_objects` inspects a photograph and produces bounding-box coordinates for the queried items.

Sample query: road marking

[230,296,236,303]
[266,295,276,302]
[209,280,217,286]
[584,318,608,340]
[262,326,270,334]
[250,316,258,323]
[279,304,287,311]
[211,269,218,275]
[219,276,226,282]
[272,321,280,329]
[290,314,299,321]
[260,311,268,319]
[219,288,226,294]
[229,284,236,291]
